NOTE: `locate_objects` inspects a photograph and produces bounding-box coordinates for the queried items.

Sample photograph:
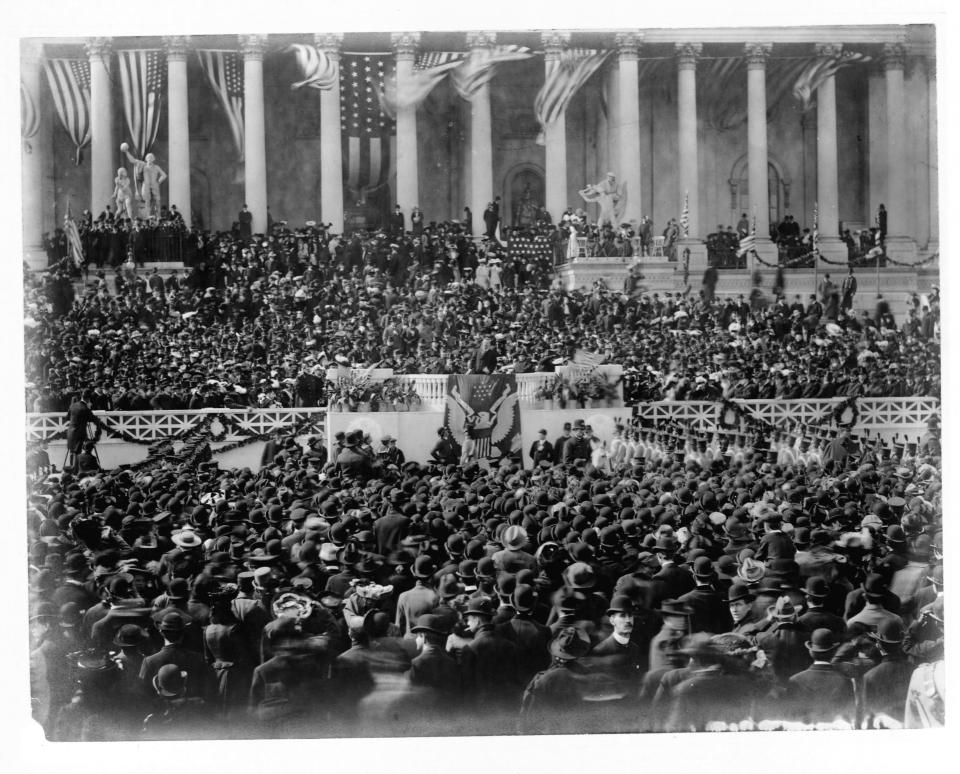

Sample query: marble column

[239,34,268,235]
[745,43,772,245]
[86,37,114,217]
[676,42,702,238]
[927,58,938,251]
[163,36,191,227]
[21,39,45,268]
[542,31,571,221]
[316,33,344,233]
[883,43,907,238]
[392,32,420,217]
[615,32,642,225]
[815,43,843,258]
[467,31,495,237]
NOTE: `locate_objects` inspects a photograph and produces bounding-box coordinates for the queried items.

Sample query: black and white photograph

[7,0,957,768]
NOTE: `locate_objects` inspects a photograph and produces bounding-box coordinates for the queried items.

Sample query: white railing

[25,397,938,444]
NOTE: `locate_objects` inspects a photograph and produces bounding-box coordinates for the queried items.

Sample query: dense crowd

[24,219,940,412]
[27,418,944,739]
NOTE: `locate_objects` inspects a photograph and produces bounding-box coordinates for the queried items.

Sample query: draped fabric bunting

[340,54,396,201]
[196,49,245,161]
[43,58,91,164]
[21,80,40,152]
[534,48,609,127]
[117,49,165,158]
[792,52,871,111]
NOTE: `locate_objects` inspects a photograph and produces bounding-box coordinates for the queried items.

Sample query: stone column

[815,43,845,262]
[745,43,772,249]
[239,34,268,234]
[676,42,702,239]
[467,31,496,237]
[163,36,191,227]
[542,31,571,221]
[315,34,344,232]
[883,43,907,239]
[927,57,938,252]
[21,39,45,269]
[615,32,642,225]
[86,37,114,217]
[392,32,420,217]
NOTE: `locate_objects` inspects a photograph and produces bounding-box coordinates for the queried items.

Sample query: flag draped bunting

[43,58,91,164]
[452,45,532,101]
[288,44,339,90]
[534,48,609,127]
[117,49,165,158]
[196,49,244,161]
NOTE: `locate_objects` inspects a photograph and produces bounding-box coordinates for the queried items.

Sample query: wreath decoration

[832,396,859,429]
[718,398,744,429]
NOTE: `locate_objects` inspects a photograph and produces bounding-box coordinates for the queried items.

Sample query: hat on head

[871,618,906,645]
[411,613,447,636]
[464,596,494,618]
[692,556,716,580]
[153,664,188,698]
[512,583,537,612]
[804,576,830,599]
[412,555,437,579]
[737,557,765,584]
[501,524,528,551]
[606,594,636,616]
[113,624,147,648]
[806,627,839,654]
[563,561,596,589]
[657,599,694,617]
[727,581,755,603]
[863,573,888,600]
[770,596,797,621]
[171,528,202,549]
[548,626,591,661]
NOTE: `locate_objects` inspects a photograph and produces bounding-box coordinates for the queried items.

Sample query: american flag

[288,44,338,90]
[64,202,84,268]
[452,45,532,101]
[813,201,820,256]
[377,51,465,120]
[43,58,91,164]
[737,215,756,258]
[572,350,604,368]
[196,49,244,160]
[117,50,165,158]
[340,54,395,201]
[793,51,871,112]
[445,374,518,461]
[680,191,690,238]
[21,80,40,150]
[534,48,609,127]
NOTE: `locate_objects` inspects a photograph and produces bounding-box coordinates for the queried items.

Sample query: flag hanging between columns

[196,49,245,161]
[43,58,91,165]
[737,216,757,258]
[534,48,609,127]
[288,44,338,90]
[792,52,871,111]
[452,45,532,101]
[340,54,395,203]
[377,51,465,120]
[117,50,165,159]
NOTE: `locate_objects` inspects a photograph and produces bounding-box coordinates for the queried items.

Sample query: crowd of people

[24,217,940,413]
[27,414,944,739]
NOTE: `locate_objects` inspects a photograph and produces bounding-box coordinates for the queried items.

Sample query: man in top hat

[553,422,573,464]
[395,556,440,638]
[787,628,854,723]
[519,626,591,735]
[678,557,732,634]
[529,429,554,467]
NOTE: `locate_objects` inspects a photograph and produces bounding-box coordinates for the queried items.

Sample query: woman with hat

[203,583,257,719]
[519,626,591,735]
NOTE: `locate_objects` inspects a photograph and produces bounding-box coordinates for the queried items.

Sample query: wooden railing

[25,396,938,444]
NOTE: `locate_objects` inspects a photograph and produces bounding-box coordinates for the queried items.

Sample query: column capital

[162,36,190,61]
[675,42,703,69]
[391,32,421,58]
[744,43,772,68]
[21,39,45,64]
[883,43,906,71]
[238,34,268,60]
[84,37,112,62]
[466,31,496,50]
[541,30,571,55]
[614,31,642,59]
[314,33,343,61]
[815,43,843,59]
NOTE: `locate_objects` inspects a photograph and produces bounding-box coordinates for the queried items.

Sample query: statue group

[114,143,167,220]
[579,172,627,227]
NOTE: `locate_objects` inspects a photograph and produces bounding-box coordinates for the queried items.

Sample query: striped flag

[534,48,609,127]
[737,216,756,258]
[452,45,532,101]
[43,58,91,165]
[340,54,395,202]
[378,50,465,120]
[793,51,871,111]
[64,202,84,268]
[196,49,244,160]
[679,191,690,238]
[21,81,40,152]
[288,44,338,90]
[812,201,820,256]
[117,50,165,159]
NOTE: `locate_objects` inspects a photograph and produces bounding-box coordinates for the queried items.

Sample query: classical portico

[22,26,937,281]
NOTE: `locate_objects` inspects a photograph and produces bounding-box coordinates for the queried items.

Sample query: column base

[23,243,49,272]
